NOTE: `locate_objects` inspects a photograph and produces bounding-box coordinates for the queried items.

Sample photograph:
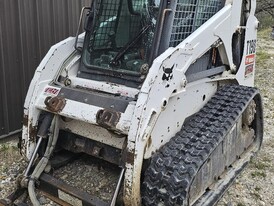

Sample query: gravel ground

[217,28,274,206]
[0,141,26,198]
[0,28,273,205]
[53,155,119,202]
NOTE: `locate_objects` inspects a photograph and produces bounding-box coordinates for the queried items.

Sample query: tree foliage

[256,0,274,18]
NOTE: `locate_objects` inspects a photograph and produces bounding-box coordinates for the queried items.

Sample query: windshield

[82,0,160,76]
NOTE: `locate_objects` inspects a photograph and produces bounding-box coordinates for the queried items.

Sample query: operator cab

[77,0,225,88]
[78,0,161,87]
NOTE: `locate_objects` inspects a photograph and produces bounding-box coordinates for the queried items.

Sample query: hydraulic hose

[28,115,60,205]
[24,113,54,177]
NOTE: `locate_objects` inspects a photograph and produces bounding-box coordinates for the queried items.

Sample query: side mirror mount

[75,7,92,52]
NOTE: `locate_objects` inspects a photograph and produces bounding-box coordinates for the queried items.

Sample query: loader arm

[124,1,258,204]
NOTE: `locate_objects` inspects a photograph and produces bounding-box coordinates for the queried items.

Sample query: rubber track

[142,85,258,206]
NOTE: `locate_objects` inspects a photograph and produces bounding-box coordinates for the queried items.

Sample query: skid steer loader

[0,0,263,205]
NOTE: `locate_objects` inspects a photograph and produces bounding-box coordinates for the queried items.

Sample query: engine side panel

[144,81,217,158]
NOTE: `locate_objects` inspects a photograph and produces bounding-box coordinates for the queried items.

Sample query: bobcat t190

[1,0,263,205]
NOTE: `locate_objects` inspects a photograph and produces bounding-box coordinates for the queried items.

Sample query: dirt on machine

[0,0,263,206]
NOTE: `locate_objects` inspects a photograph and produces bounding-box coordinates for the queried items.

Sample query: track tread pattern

[142,85,258,206]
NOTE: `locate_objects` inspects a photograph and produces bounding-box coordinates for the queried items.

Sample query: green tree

[256,0,274,17]
[256,0,274,29]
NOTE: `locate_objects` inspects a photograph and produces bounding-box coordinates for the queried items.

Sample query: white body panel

[23,37,77,159]
[144,81,217,158]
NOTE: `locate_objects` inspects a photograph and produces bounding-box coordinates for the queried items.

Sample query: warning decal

[44,86,60,96]
[245,64,254,77]
[244,39,257,78]
[245,54,255,65]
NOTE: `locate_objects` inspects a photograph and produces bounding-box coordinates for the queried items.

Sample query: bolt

[140,64,149,74]
[64,78,71,86]
[181,79,187,88]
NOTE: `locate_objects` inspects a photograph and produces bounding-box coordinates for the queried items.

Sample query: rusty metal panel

[0,0,92,138]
